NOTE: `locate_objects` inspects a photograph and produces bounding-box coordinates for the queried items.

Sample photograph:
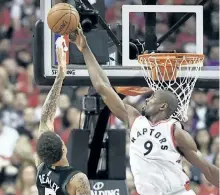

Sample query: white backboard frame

[122,5,204,66]
[38,0,218,87]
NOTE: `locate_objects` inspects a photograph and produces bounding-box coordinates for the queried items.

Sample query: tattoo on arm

[39,76,64,132]
[71,173,90,195]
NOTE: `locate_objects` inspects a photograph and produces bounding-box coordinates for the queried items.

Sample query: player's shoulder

[67,172,90,195]
[123,104,141,128]
[70,172,89,183]
[171,117,184,128]
[129,114,144,128]
[173,123,194,148]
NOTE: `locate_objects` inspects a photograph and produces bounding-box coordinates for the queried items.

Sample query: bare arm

[35,46,67,167]
[83,46,140,125]
[39,76,64,132]
[174,126,219,187]
[71,30,140,126]
[67,172,91,195]
[38,47,66,134]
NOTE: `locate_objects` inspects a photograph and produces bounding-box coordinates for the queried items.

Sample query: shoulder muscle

[67,172,90,195]
[174,126,197,151]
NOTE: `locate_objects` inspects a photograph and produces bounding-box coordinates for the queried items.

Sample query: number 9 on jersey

[144,140,153,155]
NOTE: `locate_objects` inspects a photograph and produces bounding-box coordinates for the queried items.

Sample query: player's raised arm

[70,29,140,126]
[38,46,66,134]
[174,125,219,187]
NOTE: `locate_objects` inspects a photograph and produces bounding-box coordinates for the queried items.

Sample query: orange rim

[138,53,204,66]
[138,53,204,81]
[115,86,153,96]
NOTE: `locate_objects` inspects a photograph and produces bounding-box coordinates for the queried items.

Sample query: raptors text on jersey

[131,127,168,151]
[129,116,190,195]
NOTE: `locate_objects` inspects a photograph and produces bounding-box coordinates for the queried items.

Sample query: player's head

[36,131,67,165]
[142,90,178,119]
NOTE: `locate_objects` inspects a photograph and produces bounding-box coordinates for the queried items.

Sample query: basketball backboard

[33,0,219,88]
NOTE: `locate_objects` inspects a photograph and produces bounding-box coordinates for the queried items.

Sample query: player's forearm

[205,165,219,187]
[82,46,111,91]
[40,75,64,126]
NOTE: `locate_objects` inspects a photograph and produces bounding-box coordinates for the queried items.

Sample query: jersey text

[39,174,60,192]
[131,128,168,150]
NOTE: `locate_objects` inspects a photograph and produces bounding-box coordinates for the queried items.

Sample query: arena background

[0,0,219,194]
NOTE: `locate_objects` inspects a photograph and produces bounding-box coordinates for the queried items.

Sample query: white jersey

[129,116,190,195]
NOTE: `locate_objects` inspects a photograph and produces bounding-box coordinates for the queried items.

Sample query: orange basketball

[47,3,80,35]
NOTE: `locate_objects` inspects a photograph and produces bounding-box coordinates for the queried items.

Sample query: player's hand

[69,25,88,52]
[56,47,66,79]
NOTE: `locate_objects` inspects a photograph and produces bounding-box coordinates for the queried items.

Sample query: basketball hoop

[138,53,205,122]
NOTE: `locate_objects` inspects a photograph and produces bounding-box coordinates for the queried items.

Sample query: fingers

[78,28,84,36]
[76,25,84,36]
[69,25,84,41]
[69,30,78,42]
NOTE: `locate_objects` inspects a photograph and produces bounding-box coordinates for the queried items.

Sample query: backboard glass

[33,0,219,88]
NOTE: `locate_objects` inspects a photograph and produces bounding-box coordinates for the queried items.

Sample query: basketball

[47,3,80,35]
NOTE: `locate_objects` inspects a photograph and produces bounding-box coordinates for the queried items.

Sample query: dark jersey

[36,163,79,195]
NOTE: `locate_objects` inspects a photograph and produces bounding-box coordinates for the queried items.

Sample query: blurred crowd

[0,0,219,194]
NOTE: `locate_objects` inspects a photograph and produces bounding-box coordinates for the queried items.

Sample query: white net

[138,53,204,122]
